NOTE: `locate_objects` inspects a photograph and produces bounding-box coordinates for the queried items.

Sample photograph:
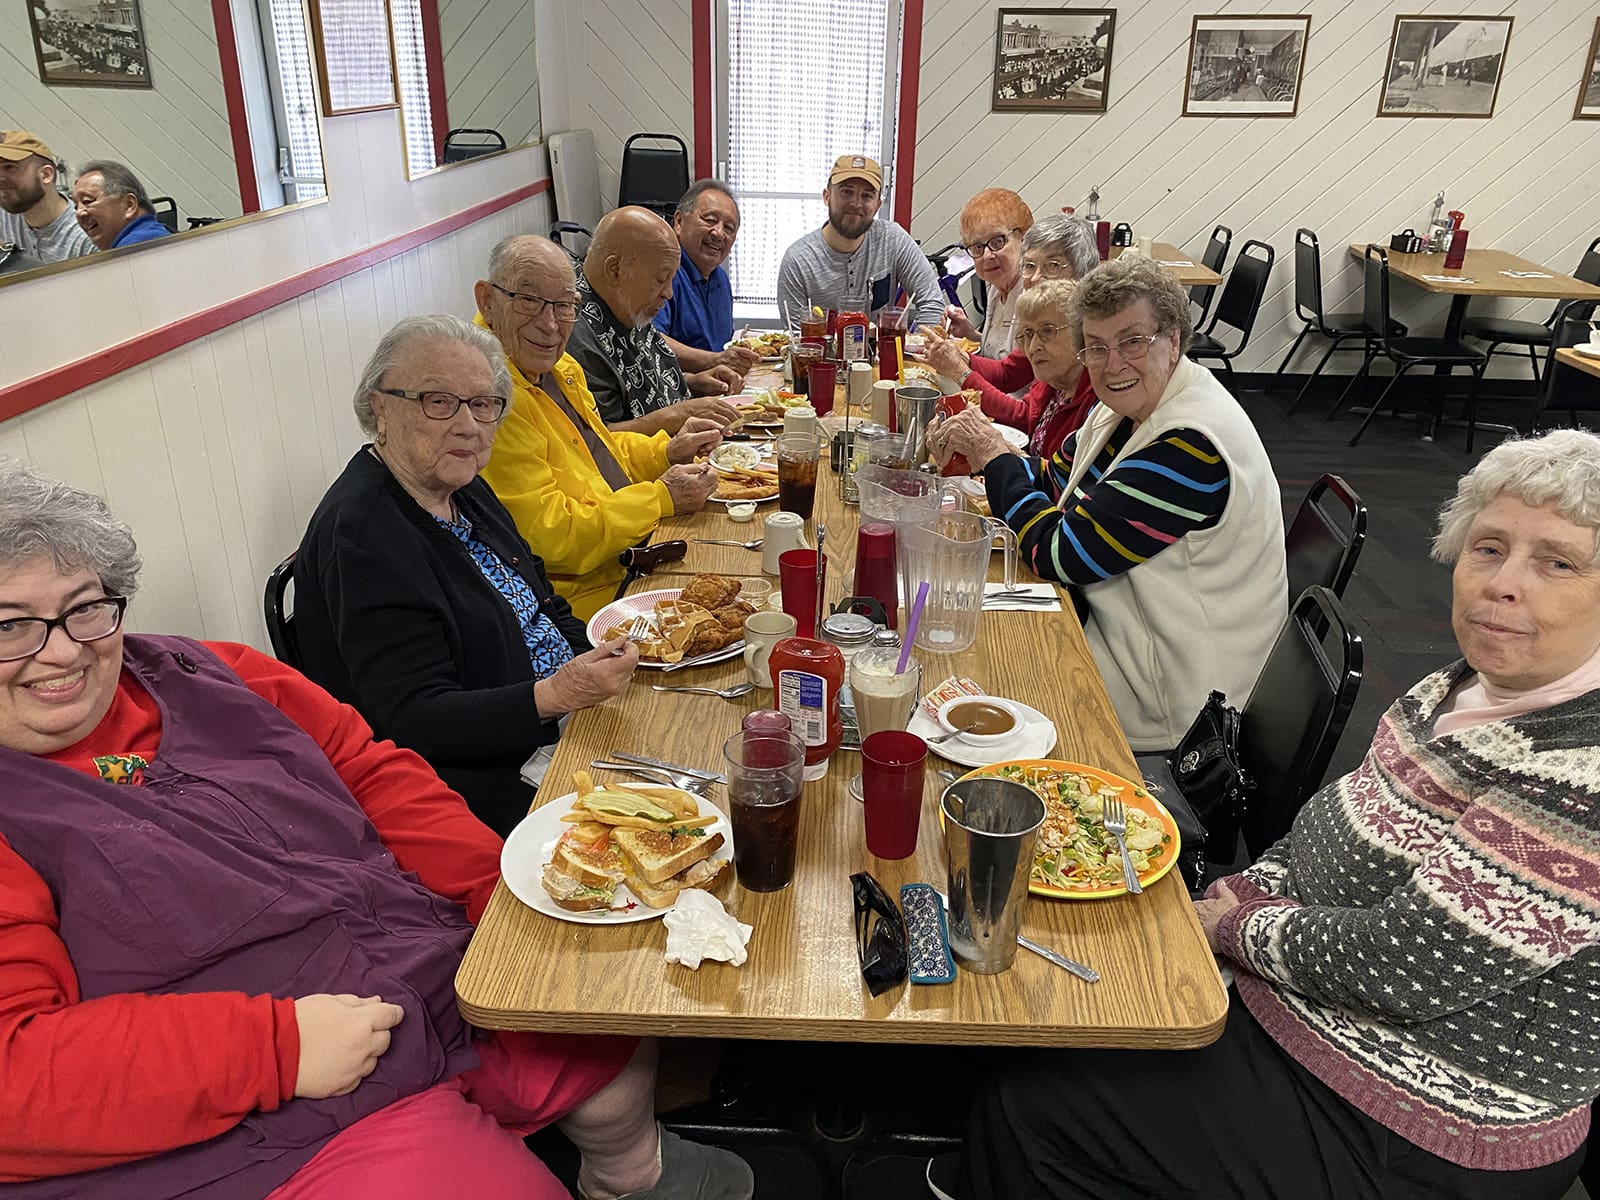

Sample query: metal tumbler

[893,385,941,466]
[941,776,1046,974]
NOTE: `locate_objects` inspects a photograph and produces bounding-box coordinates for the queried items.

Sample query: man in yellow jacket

[476,235,722,620]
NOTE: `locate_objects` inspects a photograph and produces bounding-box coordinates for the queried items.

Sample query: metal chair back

[1292,228,1326,327]
[1188,224,1232,320]
[1201,239,1275,354]
[150,196,179,234]
[1285,474,1367,603]
[1361,244,1392,346]
[619,133,690,221]
[263,552,302,670]
[1535,304,1600,429]
[442,128,507,164]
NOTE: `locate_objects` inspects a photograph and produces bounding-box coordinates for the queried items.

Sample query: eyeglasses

[1077,333,1164,367]
[965,230,1018,258]
[489,283,580,322]
[1016,324,1067,347]
[377,388,508,422]
[0,595,127,663]
[1021,258,1072,278]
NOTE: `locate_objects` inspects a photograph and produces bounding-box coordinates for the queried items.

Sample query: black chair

[1285,474,1367,604]
[1460,236,1600,386]
[185,215,223,229]
[618,132,689,221]
[1337,245,1488,449]
[1187,238,1275,389]
[149,195,179,234]
[263,552,302,670]
[1270,228,1406,413]
[548,220,592,266]
[1529,304,1600,435]
[1238,586,1364,859]
[442,127,507,164]
[1188,224,1232,326]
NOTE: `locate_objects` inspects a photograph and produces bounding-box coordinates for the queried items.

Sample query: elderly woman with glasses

[0,461,755,1200]
[294,314,639,837]
[939,188,1033,357]
[933,429,1600,1200]
[930,256,1286,754]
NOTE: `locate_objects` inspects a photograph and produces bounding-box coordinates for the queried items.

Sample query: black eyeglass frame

[964,229,1021,259]
[0,595,129,663]
[488,282,581,322]
[376,388,509,423]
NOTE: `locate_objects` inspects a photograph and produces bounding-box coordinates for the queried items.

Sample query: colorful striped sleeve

[984,423,1230,587]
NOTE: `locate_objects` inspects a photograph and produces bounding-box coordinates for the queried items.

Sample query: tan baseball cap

[0,131,55,163]
[828,154,883,190]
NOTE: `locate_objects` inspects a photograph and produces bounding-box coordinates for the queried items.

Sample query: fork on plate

[1102,794,1143,895]
[588,760,714,793]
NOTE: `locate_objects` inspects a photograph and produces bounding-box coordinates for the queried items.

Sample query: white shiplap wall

[439,0,543,148]
[0,0,242,220]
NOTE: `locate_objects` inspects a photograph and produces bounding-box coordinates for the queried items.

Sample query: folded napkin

[663,889,753,969]
[1421,274,1475,283]
[1158,259,1195,268]
[1500,270,1552,279]
[982,582,1062,611]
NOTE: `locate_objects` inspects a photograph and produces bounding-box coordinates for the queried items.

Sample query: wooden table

[455,416,1228,1050]
[1556,347,1600,381]
[1110,242,1221,287]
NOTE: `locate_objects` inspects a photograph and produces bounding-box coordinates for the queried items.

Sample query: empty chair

[1188,224,1232,326]
[1527,304,1600,437]
[548,219,592,265]
[442,127,507,164]
[1187,238,1275,389]
[1270,228,1406,413]
[618,132,689,221]
[263,551,301,670]
[1336,245,1488,448]
[1460,236,1600,386]
[1285,474,1367,603]
[149,195,178,234]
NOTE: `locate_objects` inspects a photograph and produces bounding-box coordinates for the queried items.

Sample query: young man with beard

[775,155,944,329]
[0,131,93,273]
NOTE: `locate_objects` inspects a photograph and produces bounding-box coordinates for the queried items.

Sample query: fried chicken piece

[684,622,738,656]
[711,601,756,632]
[679,574,742,610]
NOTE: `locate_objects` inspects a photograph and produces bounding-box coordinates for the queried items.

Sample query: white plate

[1573,344,1600,359]
[996,424,1029,449]
[706,491,779,505]
[586,588,746,669]
[908,699,1058,768]
[501,785,733,925]
[709,444,773,474]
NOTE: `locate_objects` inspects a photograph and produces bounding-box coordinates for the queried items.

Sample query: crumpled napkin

[982,582,1062,611]
[663,889,753,969]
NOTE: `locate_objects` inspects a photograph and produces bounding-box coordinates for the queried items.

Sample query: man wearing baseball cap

[0,130,93,273]
[775,153,944,330]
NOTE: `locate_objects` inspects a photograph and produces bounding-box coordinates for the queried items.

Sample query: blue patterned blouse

[435,512,575,677]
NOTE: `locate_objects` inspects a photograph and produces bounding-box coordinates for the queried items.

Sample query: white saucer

[996,424,1029,449]
[1573,344,1600,359]
[908,699,1058,768]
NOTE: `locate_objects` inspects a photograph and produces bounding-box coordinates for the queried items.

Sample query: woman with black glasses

[294,314,639,835]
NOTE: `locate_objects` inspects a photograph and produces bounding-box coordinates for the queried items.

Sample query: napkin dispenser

[1389,229,1424,254]
[1111,222,1134,247]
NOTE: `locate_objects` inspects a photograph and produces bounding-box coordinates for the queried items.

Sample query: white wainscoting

[440,0,543,148]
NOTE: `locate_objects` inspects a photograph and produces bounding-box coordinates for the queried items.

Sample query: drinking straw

[897,582,929,674]
[814,524,827,635]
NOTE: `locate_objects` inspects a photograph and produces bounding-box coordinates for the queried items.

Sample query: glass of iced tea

[799,314,829,342]
[790,343,824,394]
[722,731,806,892]
[776,433,821,522]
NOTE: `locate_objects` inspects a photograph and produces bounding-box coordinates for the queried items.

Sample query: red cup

[854,522,899,629]
[1444,228,1469,271]
[1095,220,1111,261]
[778,549,827,638]
[807,360,838,415]
[861,730,927,859]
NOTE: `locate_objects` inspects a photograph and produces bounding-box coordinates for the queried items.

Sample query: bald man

[566,205,745,436]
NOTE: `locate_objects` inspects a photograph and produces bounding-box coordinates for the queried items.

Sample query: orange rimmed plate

[954,758,1181,900]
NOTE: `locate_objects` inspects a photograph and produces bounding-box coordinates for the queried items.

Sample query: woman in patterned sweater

[936,429,1600,1200]
[295,315,639,835]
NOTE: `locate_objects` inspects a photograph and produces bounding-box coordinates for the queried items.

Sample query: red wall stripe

[0,179,550,424]
[210,0,262,215]
[418,0,451,166]
[892,0,924,230]
[691,0,713,179]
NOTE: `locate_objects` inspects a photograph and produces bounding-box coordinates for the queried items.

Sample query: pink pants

[268,1032,634,1200]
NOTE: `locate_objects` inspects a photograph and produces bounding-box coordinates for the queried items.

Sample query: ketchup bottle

[837,311,869,362]
[768,637,843,780]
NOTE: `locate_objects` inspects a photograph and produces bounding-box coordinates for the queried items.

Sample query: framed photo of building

[26,0,154,88]
[1183,15,1311,117]
[308,0,398,117]
[991,8,1116,113]
[1377,16,1513,118]
[1576,18,1600,120]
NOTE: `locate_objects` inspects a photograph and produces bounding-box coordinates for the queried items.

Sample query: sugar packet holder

[900,884,957,985]
[920,675,985,723]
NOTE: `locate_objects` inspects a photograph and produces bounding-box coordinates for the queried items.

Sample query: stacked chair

[1187,238,1275,389]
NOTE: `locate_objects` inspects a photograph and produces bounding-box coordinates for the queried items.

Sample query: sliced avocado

[581,790,677,823]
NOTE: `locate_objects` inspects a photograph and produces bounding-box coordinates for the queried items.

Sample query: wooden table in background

[1110,243,1221,288]
[1556,347,1600,381]
[455,417,1228,1050]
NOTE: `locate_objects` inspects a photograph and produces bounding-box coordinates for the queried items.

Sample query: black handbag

[1166,690,1253,865]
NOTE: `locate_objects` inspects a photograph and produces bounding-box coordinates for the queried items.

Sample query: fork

[588,760,713,793]
[691,538,764,549]
[1102,794,1143,895]
[611,614,653,656]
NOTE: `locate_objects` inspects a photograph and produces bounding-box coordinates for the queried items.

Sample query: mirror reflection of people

[653,180,760,377]
[71,160,169,251]
[0,130,93,269]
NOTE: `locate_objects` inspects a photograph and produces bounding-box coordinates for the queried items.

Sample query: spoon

[692,538,764,549]
[651,682,757,700]
[926,721,982,745]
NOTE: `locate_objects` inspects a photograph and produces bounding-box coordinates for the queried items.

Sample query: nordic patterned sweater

[1213,661,1600,1172]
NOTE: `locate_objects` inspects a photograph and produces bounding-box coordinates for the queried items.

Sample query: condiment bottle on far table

[769,636,843,780]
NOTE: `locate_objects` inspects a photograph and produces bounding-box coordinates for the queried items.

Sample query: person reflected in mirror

[72,160,169,251]
[654,180,759,378]
[0,130,93,269]
[567,206,744,436]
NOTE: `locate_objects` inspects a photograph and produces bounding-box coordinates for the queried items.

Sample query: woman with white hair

[294,314,638,836]
[932,428,1600,1200]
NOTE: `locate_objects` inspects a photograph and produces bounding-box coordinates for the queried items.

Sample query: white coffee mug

[744,611,798,687]
[761,511,808,575]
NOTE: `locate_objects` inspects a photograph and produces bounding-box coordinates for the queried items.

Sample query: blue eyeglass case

[900,883,957,985]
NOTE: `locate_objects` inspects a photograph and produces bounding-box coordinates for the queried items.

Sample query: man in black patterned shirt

[567,206,746,436]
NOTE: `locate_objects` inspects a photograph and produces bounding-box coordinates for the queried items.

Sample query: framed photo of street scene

[1377,16,1513,118]
[1576,18,1600,120]
[1182,15,1311,117]
[26,0,153,88]
[308,0,399,117]
[991,8,1116,113]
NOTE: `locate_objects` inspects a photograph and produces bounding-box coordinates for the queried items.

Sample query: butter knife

[661,641,745,673]
[1017,934,1100,983]
[608,751,726,785]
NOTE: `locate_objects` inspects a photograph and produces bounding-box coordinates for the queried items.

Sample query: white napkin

[1158,259,1195,268]
[982,582,1062,611]
[1421,274,1475,283]
[663,889,753,969]
[1501,270,1552,279]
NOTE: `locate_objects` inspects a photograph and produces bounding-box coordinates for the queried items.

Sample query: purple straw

[897,581,929,674]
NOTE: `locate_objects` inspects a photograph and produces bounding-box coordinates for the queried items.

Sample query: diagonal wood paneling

[438,0,542,147]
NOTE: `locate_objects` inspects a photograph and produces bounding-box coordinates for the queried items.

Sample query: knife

[608,751,727,785]
[661,641,744,673]
[1018,935,1100,983]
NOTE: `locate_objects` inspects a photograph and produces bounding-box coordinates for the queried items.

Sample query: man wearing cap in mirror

[776,154,944,329]
[72,161,170,252]
[0,130,93,273]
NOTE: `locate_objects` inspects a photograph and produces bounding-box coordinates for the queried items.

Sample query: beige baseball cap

[0,130,56,163]
[828,154,882,190]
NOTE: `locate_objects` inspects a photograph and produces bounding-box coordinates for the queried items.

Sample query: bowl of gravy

[936,695,1025,749]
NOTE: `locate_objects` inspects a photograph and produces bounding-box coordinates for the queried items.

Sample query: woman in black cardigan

[295,315,639,835]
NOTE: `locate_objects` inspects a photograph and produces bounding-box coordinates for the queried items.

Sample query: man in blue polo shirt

[72,160,169,251]
[653,180,759,376]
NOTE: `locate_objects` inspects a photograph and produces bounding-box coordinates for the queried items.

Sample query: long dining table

[455,388,1228,1052]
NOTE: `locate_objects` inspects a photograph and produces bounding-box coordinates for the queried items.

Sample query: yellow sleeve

[613,429,673,485]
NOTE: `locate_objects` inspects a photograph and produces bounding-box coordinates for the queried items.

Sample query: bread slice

[554,838,626,888]
[540,862,615,912]
[624,856,732,909]
[613,827,726,885]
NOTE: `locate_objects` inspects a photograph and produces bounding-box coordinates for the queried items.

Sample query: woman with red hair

[942,188,1033,357]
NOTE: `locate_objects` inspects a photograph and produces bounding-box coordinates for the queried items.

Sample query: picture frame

[308,0,399,117]
[1377,15,1513,118]
[991,8,1116,114]
[1182,15,1311,117]
[26,0,154,89]
[1576,18,1600,120]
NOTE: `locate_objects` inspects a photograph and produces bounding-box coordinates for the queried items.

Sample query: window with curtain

[718,0,896,317]
[389,0,437,174]
[267,0,326,201]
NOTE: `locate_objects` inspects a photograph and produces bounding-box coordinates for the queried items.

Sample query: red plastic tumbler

[1443,228,1469,271]
[861,730,928,859]
[807,360,837,416]
[854,521,899,629]
[778,549,827,638]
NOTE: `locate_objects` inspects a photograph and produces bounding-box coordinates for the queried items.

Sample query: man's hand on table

[535,637,640,717]
[666,416,724,464]
[687,364,746,396]
[715,345,760,375]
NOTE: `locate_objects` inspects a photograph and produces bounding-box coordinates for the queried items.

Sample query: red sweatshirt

[0,643,503,1182]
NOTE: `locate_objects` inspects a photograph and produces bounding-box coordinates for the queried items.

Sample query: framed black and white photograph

[1377,15,1513,118]
[1182,15,1311,117]
[26,0,153,88]
[1576,18,1600,120]
[991,8,1116,113]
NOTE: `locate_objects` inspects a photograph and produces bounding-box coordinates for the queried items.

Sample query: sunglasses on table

[0,596,127,662]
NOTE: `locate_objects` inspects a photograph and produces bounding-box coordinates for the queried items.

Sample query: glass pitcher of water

[899,510,1017,654]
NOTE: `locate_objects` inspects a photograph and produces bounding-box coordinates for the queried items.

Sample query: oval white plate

[996,424,1029,449]
[908,699,1058,767]
[586,588,746,669]
[1573,344,1600,359]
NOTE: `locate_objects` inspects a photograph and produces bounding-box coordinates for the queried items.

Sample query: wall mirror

[0,0,328,287]
[390,0,541,178]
